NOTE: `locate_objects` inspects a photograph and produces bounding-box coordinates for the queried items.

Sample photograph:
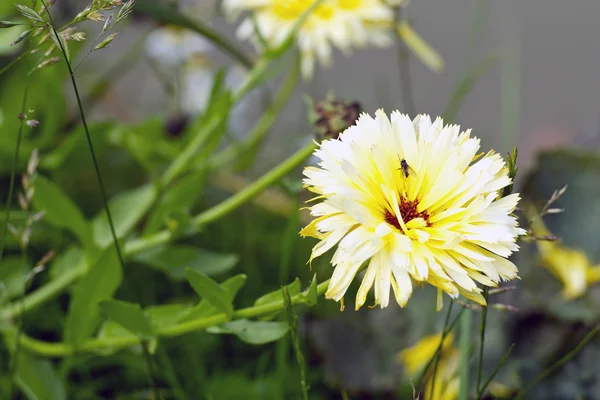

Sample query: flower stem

[514,325,600,400]
[458,310,473,400]
[0,74,31,264]
[1,142,317,319]
[40,0,127,284]
[428,301,454,398]
[11,280,331,357]
[415,306,464,391]
[476,288,489,393]
[477,343,514,399]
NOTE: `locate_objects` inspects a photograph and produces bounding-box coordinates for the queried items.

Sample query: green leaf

[143,170,207,234]
[49,246,84,280]
[299,274,318,306]
[32,175,92,247]
[207,319,289,345]
[13,352,66,400]
[443,53,498,123]
[145,304,190,329]
[64,247,122,345]
[252,278,301,321]
[178,274,247,322]
[254,278,301,307]
[133,245,238,279]
[0,256,28,303]
[92,183,158,248]
[185,268,234,319]
[99,299,155,340]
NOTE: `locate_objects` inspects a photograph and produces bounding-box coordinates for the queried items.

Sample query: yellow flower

[223,0,396,78]
[397,333,460,400]
[301,111,525,309]
[529,207,600,300]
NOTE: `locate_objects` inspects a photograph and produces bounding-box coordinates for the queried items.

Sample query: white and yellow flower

[301,111,525,309]
[223,0,397,78]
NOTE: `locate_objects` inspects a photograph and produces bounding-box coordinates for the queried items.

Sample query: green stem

[141,341,159,400]
[415,307,464,390]
[514,325,600,400]
[458,310,473,400]
[41,0,127,288]
[0,72,31,263]
[1,142,317,318]
[394,7,416,116]
[207,54,300,171]
[428,301,454,398]
[476,288,490,394]
[190,142,316,229]
[477,343,514,399]
[0,51,28,78]
[157,345,189,400]
[11,280,331,357]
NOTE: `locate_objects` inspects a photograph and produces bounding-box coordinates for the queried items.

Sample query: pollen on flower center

[384,197,431,231]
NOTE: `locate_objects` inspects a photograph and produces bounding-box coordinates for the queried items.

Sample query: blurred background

[2,0,600,399]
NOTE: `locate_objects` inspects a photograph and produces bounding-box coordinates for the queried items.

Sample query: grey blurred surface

[80,0,600,171]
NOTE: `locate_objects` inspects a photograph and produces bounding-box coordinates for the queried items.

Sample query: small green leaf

[185,268,234,319]
[32,175,92,247]
[207,319,289,345]
[252,278,301,321]
[299,274,318,306]
[64,247,122,345]
[93,184,158,248]
[49,246,84,280]
[0,256,28,303]
[133,245,238,279]
[145,304,190,329]
[12,350,66,400]
[255,278,301,307]
[99,299,155,340]
[178,274,247,322]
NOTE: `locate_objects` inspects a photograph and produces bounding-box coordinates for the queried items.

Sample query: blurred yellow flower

[529,208,600,300]
[223,0,397,78]
[397,333,460,400]
[301,111,525,310]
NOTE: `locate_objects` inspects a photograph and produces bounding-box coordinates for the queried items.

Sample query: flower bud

[309,99,361,140]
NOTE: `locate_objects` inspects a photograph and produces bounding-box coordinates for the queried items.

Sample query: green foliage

[92,184,158,248]
[133,245,238,279]
[207,319,289,345]
[185,268,235,319]
[12,351,66,400]
[64,247,122,345]
[178,274,246,322]
[99,299,156,340]
[32,175,92,247]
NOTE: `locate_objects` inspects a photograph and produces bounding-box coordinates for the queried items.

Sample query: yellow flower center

[272,0,335,20]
